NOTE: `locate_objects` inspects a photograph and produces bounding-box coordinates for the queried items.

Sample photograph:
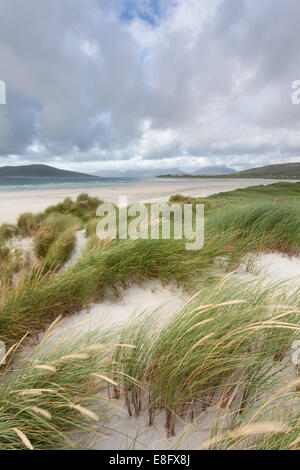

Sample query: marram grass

[2,184,300,449]
[106,277,300,446]
[0,323,123,450]
[2,277,300,449]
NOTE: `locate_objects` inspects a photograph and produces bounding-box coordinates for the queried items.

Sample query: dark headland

[0,164,99,178]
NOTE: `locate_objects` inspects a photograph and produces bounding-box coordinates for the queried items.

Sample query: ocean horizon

[0,176,285,192]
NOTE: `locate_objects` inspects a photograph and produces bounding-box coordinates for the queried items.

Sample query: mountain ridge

[233,162,300,179]
[157,162,300,179]
[0,164,98,178]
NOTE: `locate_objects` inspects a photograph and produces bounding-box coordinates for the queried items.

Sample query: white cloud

[0,0,300,171]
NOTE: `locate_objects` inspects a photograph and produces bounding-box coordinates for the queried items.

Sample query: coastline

[0,178,292,224]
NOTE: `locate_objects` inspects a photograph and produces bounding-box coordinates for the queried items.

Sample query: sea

[0,177,276,192]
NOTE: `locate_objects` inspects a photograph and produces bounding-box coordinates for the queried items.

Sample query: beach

[2,0,300,452]
[0,178,289,224]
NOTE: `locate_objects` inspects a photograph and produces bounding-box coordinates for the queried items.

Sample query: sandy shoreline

[0,178,290,224]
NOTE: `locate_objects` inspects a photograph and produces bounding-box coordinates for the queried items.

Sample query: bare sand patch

[37,280,188,345]
[6,235,39,270]
[238,252,300,284]
[61,230,87,272]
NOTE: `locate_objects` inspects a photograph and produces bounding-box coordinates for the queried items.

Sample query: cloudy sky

[0,0,300,173]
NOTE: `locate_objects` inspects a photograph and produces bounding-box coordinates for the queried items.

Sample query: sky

[0,0,300,173]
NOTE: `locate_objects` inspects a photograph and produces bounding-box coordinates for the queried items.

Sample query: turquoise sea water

[0,177,176,192]
[0,177,276,192]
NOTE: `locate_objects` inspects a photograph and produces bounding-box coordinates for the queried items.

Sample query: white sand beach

[0,178,289,224]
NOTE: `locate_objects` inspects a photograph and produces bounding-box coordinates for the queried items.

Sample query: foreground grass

[0,323,122,450]
[2,277,300,449]
[112,278,300,442]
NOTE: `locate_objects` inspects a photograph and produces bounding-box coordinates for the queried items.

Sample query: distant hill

[94,168,186,178]
[158,163,300,179]
[192,166,236,176]
[157,165,236,178]
[0,164,98,178]
[234,163,300,179]
[157,166,236,178]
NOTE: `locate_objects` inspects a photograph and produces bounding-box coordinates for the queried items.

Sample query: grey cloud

[0,0,300,170]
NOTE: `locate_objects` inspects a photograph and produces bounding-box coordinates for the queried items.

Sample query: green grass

[34,213,81,259]
[0,246,23,287]
[110,278,300,439]
[17,212,42,236]
[208,181,300,204]
[85,217,99,238]
[3,276,300,449]
[0,325,120,450]
[2,182,300,449]
[172,182,300,259]
[0,223,19,241]
[42,227,78,273]
[4,182,300,349]
[169,194,223,214]
[207,202,300,256]
[33,212,82,274]
[44,193,103,222]
[0,233,233,347]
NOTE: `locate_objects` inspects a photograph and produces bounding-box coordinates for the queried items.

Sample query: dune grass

[3,183,300,349]
[0,232,234,348]
[171,182,300,263]
[169,194,224,214]
[0,246,23,287]
[0,323,121,450]
[110,277,300,440]
[44,193,103,222]
[0,194,101,287]
[209,181,300,204]
[42,227,79,273]
[0,223,19,241]
[34,213,81,259]
[2,276,300,449]
[17,212,42,236]
[2,183,300,449]
[151,279,297,436]
[207,202,300,256]
[33,213,81,273]
[85,217,99,238]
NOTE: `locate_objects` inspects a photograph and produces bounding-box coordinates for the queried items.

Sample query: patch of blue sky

[120,0,161,25]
